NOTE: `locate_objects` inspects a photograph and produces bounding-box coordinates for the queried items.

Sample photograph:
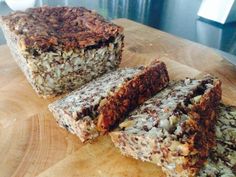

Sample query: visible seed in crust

[119,120,135,129]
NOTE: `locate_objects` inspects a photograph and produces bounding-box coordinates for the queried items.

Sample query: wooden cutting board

[0,19,235,177]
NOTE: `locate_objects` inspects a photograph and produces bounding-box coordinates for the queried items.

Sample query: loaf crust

[110,76,222,177]
[0,6,122,52]
[49,61,169,142]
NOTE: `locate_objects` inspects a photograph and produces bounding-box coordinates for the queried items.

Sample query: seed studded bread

[49,61,169,142]
[0,6,123,98]
[198,104,236,177]
[110,76,222,177]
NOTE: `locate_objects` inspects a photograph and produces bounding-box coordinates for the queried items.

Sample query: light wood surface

[0,19,235,177]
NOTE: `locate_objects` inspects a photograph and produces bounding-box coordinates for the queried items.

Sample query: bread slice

[198,104,236,177]
[110,76,222,177]
[49,61,169,142]
[97,60,169,132]
[0,7,123,98]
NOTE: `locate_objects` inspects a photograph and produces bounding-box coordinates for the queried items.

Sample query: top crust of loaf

[0,6,123,52]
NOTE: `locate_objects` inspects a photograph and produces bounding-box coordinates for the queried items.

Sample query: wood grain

[0,111,82,177]
[0,18,235,177]
[37,137,165,177]
[0,53,55,128]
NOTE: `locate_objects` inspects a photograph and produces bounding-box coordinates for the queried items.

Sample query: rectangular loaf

[0,7,123,98]
[198,104,236,177]
[49,61,169,142]
[110,76,222,177]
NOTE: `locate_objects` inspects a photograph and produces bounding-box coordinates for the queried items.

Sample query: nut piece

[98,98,108,109]
[119,120,135,129]
[191,95,202,104]
[18,38,26,51]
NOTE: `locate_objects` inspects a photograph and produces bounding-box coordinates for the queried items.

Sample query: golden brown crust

[97,61,169,132]
[1,6,123,52]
